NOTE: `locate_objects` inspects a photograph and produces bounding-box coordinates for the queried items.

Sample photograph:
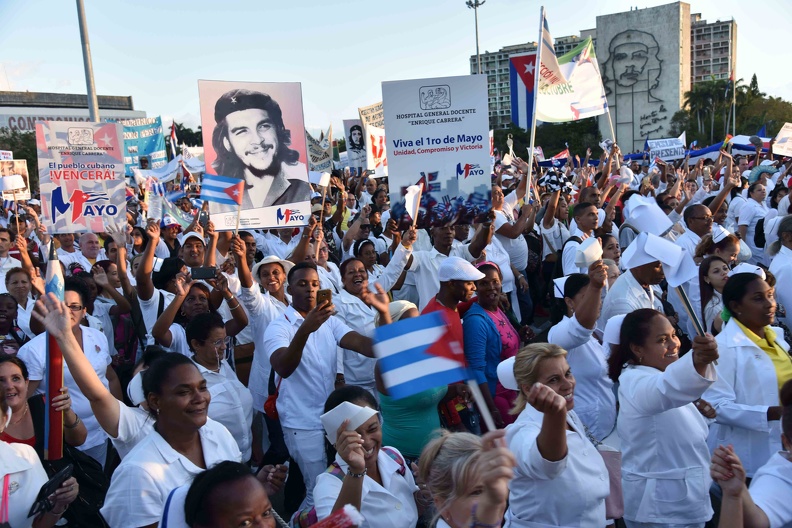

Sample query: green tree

[166,122,203,156]
[0,128,38,191]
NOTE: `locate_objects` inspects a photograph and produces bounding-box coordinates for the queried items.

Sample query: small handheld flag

[200,174,244,206]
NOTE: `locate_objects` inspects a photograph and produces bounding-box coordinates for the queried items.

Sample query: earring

[638,356,643,364]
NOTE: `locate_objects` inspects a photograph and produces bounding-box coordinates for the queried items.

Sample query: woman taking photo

[0,390,80,528]
[151,274,247,357]
[101,352,241,527]
[312,385,418,527]
[699,256,731,335]
[418,430,515,528]
[548,263,616,442]
[185,312,254,462]
[463,262,526,429]
[498,343,610,526]
[704,270,791,478]
[607,308,719,527]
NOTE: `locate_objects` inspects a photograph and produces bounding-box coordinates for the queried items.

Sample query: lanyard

[0,474,9,523]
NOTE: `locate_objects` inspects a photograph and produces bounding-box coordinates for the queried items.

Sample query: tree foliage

[677,74,792,145]
[0,128,38,191]
[493,118,601,160]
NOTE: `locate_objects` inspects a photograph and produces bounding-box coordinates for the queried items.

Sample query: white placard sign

[383,75,491,227]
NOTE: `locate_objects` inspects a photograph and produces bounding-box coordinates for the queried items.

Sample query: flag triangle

[223,180,245,205]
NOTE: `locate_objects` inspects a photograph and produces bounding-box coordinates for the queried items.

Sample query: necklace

[8,403,28,426]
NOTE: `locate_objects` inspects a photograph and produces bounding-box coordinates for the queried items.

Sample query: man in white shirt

[59,232,107,272]
[406,220,492,311]
[261,228,299,260]
[265,262,380,511]
[0,228,22,293]
[676,204,713,256]
[562,202,598,276]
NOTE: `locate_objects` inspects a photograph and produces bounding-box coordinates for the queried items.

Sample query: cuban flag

[170,121,178,159]
[200,174,244,206]
[373,311,467,399]
[509,52,537,130]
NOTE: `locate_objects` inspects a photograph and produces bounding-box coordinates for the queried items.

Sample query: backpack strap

[381,446,407,476]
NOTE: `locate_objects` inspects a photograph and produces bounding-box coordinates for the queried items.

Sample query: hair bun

[780,379,792,407]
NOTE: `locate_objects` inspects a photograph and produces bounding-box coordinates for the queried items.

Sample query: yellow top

[735,319,792,393]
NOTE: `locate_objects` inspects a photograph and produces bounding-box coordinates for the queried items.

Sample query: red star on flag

[224,180,245,205]
[511,54,537,90]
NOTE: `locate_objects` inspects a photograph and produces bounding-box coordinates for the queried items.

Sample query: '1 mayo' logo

[276,208,305,225]
[456,163,483,179]
[51,187,118,223]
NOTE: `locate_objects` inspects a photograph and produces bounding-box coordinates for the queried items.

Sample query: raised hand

[401,226,417,248]
[146,221,161,243]
[32,293,72,340]
[710,445,746,498]
[256,463,289,496]
[527,382,567,416]
[92,265,111,290]
[588,260,608,289]
[692,334,719,367]
[301,300,335,334]
[334,419,366,474]
[477,430,516,504]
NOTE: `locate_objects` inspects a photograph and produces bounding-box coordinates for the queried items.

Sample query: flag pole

[411,184,423,228]
[525,6,545,182]
[605,109,617,144]
[45,243,65,460]
[314,184,329,261]
[234,202,241,237]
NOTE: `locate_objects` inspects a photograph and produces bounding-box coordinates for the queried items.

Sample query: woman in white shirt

[710,379,792,528]
[539,189,570,287]
[498,343,610,526]
[699,256,730,335]
[768,215,792,326]
[548,264,616,442]
[185,311,254,461]
[738,183,770,266]
[101,352,241,527]
[418,430,515,528]
[151,277,247,357]
[0,390,79,528]
[606,308,719,527]
[313,386,418,528]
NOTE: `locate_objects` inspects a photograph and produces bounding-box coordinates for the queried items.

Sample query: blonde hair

[510,343,568,415]
[418,431,483,525]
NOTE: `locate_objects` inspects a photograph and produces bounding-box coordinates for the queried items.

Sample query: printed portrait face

[222,108,280,173]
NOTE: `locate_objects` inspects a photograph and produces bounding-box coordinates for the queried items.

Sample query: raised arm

[270,301,335,378]
[467,213,496,259]
[32,294,124,438]
[529,383,568,462]
[151,277,189,348]
[135,222,161,301]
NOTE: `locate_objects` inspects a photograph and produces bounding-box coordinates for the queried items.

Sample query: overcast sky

[2,1,788,137]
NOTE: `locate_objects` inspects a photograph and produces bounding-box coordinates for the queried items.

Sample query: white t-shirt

[113,401,154,459]
[18,327,112,450]
[264,306,353,430]
[101,418,241,528]
[539,218,570,260]
[494,191,529,271]
[138,288,176,345]
[0,441,49,528]
[749,451,792,528]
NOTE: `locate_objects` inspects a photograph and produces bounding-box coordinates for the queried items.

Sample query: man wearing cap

[264,262,382,511]
[211,88,310,209]
[406,220,493,311]
[154,215,183,259]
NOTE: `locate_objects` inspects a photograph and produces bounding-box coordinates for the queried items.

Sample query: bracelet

[64,414,81,429]
[347,467,367,478]
[468,503,500,528]
[229,303,241,311]
[47,504,68,516]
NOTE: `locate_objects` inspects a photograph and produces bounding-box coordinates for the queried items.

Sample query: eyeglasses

[66,304,84,312]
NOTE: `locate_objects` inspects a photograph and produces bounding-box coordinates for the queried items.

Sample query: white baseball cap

[438,257,485,282]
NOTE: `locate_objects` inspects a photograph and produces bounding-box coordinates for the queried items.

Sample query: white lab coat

[548,315,616,441]
[747,451,792,528]
[769,245,792,325]
[617,352,716,525]
[703,319,789,476]
[504,406,609,527]
[598,270,663,331]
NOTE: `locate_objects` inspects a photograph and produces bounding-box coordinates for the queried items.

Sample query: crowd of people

[1,139,791,528]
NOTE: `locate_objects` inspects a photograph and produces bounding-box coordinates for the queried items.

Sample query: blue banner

[120,117,167,176]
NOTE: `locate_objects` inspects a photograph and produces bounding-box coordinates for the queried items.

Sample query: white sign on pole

[383,75,491,227]
[773,123,792,158]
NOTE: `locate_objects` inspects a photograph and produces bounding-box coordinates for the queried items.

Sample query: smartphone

[198,210,209,229]
[316,289,332,306]
[28,463,73,517]
[191,266,217,280]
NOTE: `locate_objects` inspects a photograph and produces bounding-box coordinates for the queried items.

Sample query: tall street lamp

[466,0,485,74]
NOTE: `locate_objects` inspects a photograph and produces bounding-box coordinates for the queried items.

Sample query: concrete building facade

[0,91,145,133]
